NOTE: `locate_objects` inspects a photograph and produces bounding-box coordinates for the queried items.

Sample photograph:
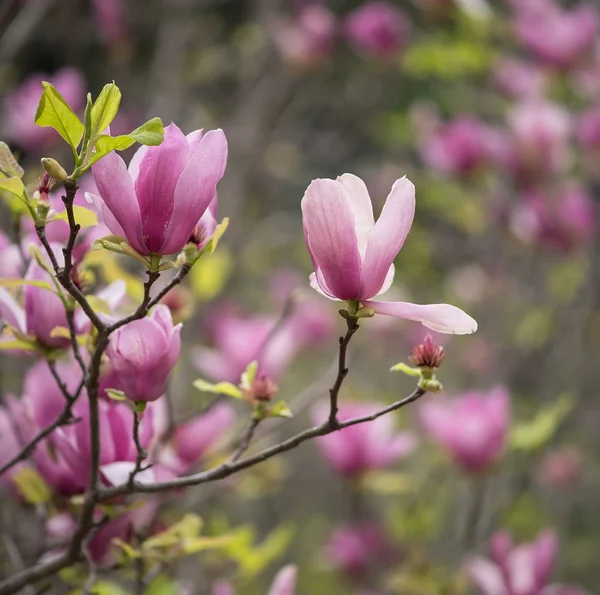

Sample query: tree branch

[229,418,260,464]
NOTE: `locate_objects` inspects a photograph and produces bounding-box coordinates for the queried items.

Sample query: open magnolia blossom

[86,123,228,256]
[301,174,477,334]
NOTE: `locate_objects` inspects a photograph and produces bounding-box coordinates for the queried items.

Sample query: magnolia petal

[301,179,362,300]
[161,129,228,255]
[338,173,374,258]
[364,299,478,334]
[85,192,127,239]
[267,565,298,595]
[91,151,145,254]
[360,177,415,299]
[465,557,508,595]
[0,286,26,332]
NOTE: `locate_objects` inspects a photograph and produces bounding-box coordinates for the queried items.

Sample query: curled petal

[364,300,477,334]
[301,179,362,299]
[360,177,415,299]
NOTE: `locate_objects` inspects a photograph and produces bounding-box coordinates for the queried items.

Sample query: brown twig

[229,418,261,464]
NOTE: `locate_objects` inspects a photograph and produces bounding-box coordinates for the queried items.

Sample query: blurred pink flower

[3,68,85,152]
[313,401,417,477]
[301,174,477,333]
[537,447,583,488]
[345,2,410,58]
[211,565,297,595]
[466,530,587,595]
[510,185,596,251]
[493,59,547,99]
[271,4,337,66]
[513,0,598,68]
[106,305,181,402]
[87,124,227,256]
[420,117,499,176]
[92,0,127,45]
[0,231,23,278]
[419,387,509,473]
[507,99,572,177]
[162,403,235,473]
[193,305,301,382]
[324,523,395,578]
[577,104,600,151]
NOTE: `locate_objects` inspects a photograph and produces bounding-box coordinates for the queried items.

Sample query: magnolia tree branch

[229,418,261,464]
[329,316,359,426]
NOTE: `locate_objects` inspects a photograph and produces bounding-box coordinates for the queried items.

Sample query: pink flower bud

[267,565,298,595]
[313,401,417,477]
[87,124,227,256]
[345,2,410,58]
[419,387,509,474]
[410,333,445,368]
[3,68,85,152]
[106,305,181,402]
[537,447,583,488]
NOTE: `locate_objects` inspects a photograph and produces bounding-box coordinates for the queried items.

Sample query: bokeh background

[1,0,599,593]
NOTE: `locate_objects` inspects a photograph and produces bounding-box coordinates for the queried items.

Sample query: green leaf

[13,467,52,504]
[84,118,165,171]
[207,217,229,254]
[0,142,24,178]
[51,206,98,228]
[0,340,36,351]
[267,401,293,419]
[0,278,54,291]
[240,360,258,389]
[146,576,179,595]
[0,175,25,198]
[91,82,122,137]
[193,378,243,399]
[510,394,575,451]
[34,82,84,149]
[390,362,421,377]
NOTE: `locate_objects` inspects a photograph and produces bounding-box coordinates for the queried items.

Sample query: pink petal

[161,128,228,255]
[364,300,477,334]
[465,557,508,595]
[337,173,374,257]
[533,530,558,586]
[0,287,25,332]
[91,151,145,254]
[360,177,415,299]
[85,191,127,239]
[301,179,362,300]
[127,145,149,180]
[186,128,205,153]
[267,565,298,595]
[135,122,190,253]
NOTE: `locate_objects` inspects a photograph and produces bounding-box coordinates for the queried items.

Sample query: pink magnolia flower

[105,305,181,402]
[345,2,410,58]
[324,523,395,578]
[162,403,235,473]
[0,231,23,278]
[193,305,301,382]
[271,4,337,66]
[301,174,477,334]
[419,387,509,473]
[507,99,572,177]
[420,117,498,176]
[513,0,598,68]
[3,68,85,152]
[466,530,588,595]
[87,124,227,255]
[510,185,596,252]
[494,59,547,99]
[313,401,417,477]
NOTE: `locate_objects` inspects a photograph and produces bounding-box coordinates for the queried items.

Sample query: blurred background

[1,0,599,593]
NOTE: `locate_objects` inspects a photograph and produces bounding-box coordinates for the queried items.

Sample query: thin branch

[128,410,148,490]
[98,386,426,500]
[328,316,359,427]
[229,418,260,464]
[147,265,191,310]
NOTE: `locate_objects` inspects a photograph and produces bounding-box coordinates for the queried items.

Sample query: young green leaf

[0,176,24,198]
[51,205,98,228]
[91,82,122,138]
[13,467,52,504]
[34,82,84,150]
[0,142,24,178]
[193,378,243,399]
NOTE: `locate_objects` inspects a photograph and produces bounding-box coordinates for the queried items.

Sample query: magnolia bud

[409,334,445,369]
[41,158,68,182]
